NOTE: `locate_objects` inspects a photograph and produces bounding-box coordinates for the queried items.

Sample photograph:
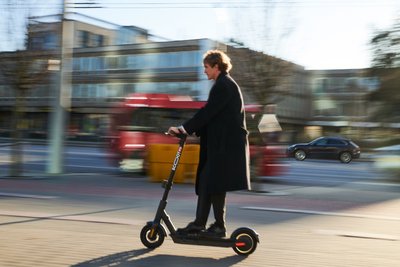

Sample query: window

[315,78,329,93]
[81,57,90,71]
[73,58,82,71]
[315,138,328,146]
[72,84,80,98]
[91,57,104,70]
[330,78,345,90]
[360,77,380,91]
[157,53,173,68]
[91,34,104,47]
[81,84,89,98]
[97,84,107,98]
[328,139,345,145]
[0,86,7,97]
[77,30,90,48]
[345,77,359,88]
[88,84,97,98]
[99,51,202,71]
[29,37,43,50]
[126,55,138,69]
[107,83,123,98]
[105,56,120,69]
[43,33,58,49]
[73,84,109,99]
[139,53,158,69]
[123,84,135,96]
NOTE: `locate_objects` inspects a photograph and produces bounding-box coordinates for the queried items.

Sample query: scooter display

[140,133,259,256]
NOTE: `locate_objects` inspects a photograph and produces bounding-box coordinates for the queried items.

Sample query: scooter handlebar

[164,131,187,140]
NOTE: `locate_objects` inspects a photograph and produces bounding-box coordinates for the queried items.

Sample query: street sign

[257,114,282,133]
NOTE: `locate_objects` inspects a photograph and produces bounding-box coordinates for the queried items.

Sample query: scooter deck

[171,233,234,248]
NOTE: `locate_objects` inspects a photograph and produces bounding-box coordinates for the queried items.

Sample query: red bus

[107,93,285,177]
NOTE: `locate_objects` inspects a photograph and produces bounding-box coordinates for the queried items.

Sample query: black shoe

[203,223,226,237]
[177,222,205,235]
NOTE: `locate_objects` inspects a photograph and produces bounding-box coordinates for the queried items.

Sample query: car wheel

[294,149,306,161]
[339,152,352,163]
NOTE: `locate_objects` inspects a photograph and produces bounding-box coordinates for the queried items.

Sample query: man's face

[204,63,220,80]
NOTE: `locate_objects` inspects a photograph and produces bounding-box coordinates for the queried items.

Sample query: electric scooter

[140,133,259,256]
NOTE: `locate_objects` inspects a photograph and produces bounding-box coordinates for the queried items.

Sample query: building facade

[0,15,231,140]
[307,69,380,140]
[0,13,386,144]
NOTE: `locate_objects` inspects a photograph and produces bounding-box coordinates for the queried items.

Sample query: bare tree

[0,0,55,177]
[223,3,296,185]
[0,51,49,177]
[226,2,296,121]
[226,45,293,185]
[228,46,293,106]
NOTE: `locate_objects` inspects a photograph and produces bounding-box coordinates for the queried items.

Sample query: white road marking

[0,192,58,199]
[0,161,118,170]
[241,206,400,221]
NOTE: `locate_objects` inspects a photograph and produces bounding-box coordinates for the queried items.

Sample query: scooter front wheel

[231,228,259,256]
[140,223,165,249]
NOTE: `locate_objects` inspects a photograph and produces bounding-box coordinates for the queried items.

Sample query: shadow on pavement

[0,206,138,226]
[71,248,245,267]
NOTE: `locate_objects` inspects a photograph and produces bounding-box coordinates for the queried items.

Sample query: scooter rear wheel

[140,224,165,249]
[231,228,258,256]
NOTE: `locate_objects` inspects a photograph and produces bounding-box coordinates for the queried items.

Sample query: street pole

[47,0,73,174]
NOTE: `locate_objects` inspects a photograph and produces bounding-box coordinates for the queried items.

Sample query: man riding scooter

[168,49,251,238]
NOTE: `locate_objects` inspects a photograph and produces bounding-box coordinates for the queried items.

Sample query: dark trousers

[194,191,226,227]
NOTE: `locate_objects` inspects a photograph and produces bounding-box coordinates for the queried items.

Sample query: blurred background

[0,0,399,179]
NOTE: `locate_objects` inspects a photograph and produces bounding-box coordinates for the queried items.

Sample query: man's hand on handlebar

[167,126,180,136]
[167,126,187,136]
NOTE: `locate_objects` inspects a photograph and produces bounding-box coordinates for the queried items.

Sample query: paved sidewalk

[0,173,399,266]
[1,211,399,267]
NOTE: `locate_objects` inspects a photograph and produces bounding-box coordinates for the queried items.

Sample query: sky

[1,0,400,70]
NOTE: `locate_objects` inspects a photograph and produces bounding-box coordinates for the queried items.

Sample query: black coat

[183,72,251,195]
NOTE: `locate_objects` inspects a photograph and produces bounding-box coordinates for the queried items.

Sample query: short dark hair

[203,50,232,72]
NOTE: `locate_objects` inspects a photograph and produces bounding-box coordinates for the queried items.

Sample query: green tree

[368,19,400,122]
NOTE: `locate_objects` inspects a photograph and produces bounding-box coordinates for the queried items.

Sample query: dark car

[287,136,361,163]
